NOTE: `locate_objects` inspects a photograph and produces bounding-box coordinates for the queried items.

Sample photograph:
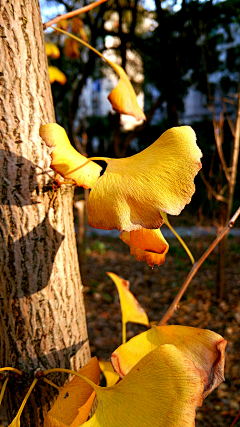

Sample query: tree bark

[0,1,90,425]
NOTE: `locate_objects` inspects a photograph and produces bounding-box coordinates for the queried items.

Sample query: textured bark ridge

[0,1,90,424]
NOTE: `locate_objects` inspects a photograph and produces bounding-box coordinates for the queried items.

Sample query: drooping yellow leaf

[51,27,145,121]
[120,229,169,267]
[48,66,67,85]
[45,43,60,58]
[44,357,101,427]
[87,126,202,232]
[107,272,149,327]
[111,325,227,399]
[107,63,146,121]
[99,361,119,387]
[107,272,149,343]
[64,38,81,59]
[81,345,203,427]
[39,123,102,189]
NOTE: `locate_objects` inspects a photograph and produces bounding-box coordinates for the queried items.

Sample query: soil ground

[80,226,240,427]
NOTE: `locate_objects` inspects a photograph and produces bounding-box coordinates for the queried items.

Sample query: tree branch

[43,0,108,30]
[158,205,240,326]
[200,170,228,203]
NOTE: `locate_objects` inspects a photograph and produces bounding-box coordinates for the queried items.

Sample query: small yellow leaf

[45,43,60,59]
[8,417,20,427]
[87,126,202,232]
[108,63,146,121]
[111,325,227,399]
[39,124,102,189]
[99,361,119,387]
[72,17,84,35]
[48,66,67,85]
[51,27,145,121]
[120,229,169,267]
[57,19,69,30]
[44,357,101,427]
[107,272,149,327]
[82,345,203,427]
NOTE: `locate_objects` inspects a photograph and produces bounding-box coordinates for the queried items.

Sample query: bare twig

[43,0,108,30]
[213,118,231,182]
[158,206,240,326]
[230,410,240,427]
[200,170,228,203]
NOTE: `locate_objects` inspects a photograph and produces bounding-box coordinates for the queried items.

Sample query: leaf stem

[0,377,9,406]
[15,378,38,419]
[43,368,98,390]
[158,206,240,326]
[43,0,108,30]
[122,321,126,345]
[0,367,22,375]
[43,378,60,391]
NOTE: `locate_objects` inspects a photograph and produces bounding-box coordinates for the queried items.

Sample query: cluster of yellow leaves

[40,122,201,267]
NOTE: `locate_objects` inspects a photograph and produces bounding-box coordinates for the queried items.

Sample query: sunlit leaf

[44,357,101,427]
[64,38,81,59]
[81,345,203,427]
[107,62,146,121]
[72,17,88,41]
[52,27,145,121]
[39,123,102,189]
[99,361,119,387]
[57,19,69,30]
[45,43,60,58]
[107,272,149,327]
[8,418,20,427]
[111,325,227,399]
[120,229,169,267]
[87,126,202,232]
[48,66,67,85]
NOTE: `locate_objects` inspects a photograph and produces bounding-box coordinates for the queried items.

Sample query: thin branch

[158,206,240,326]
[200,170,228,203]
[230,410,240,427]
[213,118,231,182]
[43,0,108,30]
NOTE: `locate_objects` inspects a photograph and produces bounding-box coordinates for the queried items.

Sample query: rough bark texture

[0,0,90,424]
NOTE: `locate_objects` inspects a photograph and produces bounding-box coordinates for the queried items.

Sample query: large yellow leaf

[87,126,202,231]
[81,345,203,427]
[120,228,169,267]
[111,325,227,399]
[44,357,101,427]
[39,124,102,189]
[99,361,119,387]
[107,272,149,327]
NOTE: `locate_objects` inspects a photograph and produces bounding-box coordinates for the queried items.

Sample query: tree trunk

[0,1,90,425]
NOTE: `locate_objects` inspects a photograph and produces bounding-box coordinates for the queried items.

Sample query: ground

[80,227,240,427]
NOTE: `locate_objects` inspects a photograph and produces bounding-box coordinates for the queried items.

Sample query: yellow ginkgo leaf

[57,19,69,31]
[81,345,203,427]
[51,27,145,121]
[45,43,60,58]
[99,361,119,387]
[120,229,169,267]
[39,123,102,189]
[108,63,146,121]
[44,357,101,427]
[107,272,149,327]
[111,325,227,399]
[87,126,202,232]
[48,66,67,85]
